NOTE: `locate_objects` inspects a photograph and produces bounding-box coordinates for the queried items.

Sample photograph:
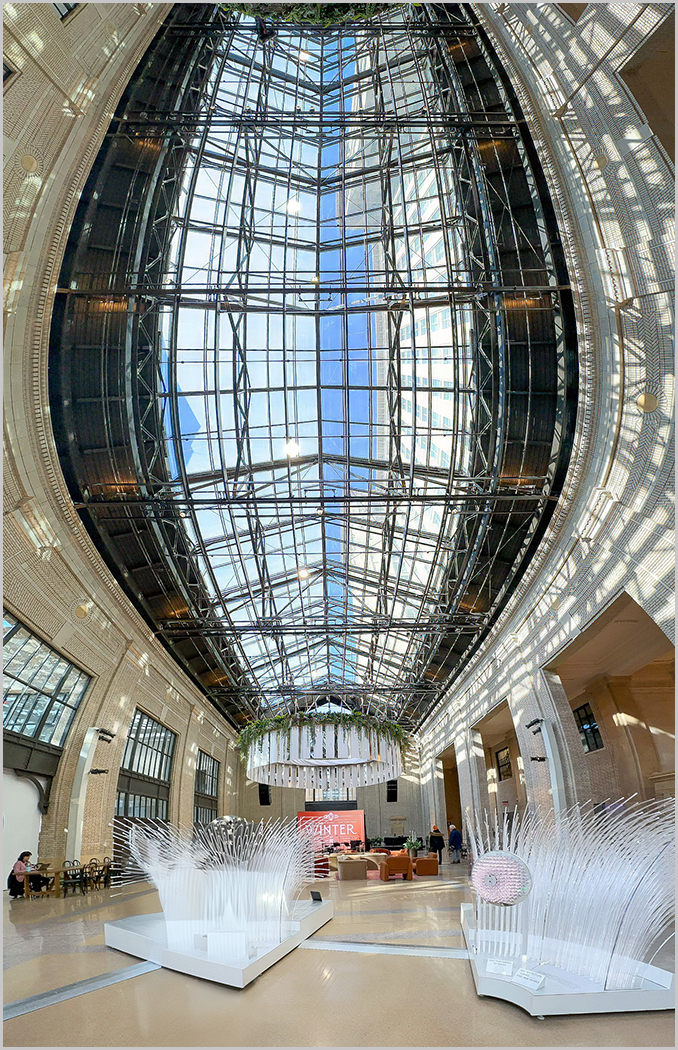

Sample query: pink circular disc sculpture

[471,850,532,906]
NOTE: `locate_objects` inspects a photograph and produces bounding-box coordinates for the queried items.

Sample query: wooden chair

[86,859,103,890]
[62,861,87,896]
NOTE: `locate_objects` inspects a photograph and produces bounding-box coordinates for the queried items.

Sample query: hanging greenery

[220,3,405,27]
[238,710,409,767]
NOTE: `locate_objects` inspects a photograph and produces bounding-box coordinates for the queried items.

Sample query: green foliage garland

[220,3,404,26]
[238,710,408,767]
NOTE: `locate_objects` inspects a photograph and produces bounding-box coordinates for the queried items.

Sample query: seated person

[8,852,49,897]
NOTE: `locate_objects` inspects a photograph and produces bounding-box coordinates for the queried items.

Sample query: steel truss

[49,2,577,731]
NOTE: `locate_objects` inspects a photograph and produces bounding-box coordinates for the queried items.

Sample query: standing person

[429,826,445,864]
[448,824,462,863]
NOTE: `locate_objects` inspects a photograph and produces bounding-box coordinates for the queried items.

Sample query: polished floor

[3,863,675,1047]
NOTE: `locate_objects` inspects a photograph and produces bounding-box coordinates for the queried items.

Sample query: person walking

[429,826,445,864]
[448,824,462,863]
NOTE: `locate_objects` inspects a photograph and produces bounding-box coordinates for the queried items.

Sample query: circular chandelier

[245,720,403,790]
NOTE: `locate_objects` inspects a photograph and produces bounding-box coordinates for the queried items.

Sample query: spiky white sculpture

[465,798,674,997]
[112,816,323,963]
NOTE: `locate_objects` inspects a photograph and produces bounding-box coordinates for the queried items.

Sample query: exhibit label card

[485,958,513,976]
[511,967,545,990]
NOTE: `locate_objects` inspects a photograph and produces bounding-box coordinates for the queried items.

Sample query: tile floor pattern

[3,863,674,1047]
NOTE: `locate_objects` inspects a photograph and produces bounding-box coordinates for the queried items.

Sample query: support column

[174,705,203,826]
[432,757,447,832]
[540,669,593,806]
[65,728,99,862]
[455,729,491,827]
[505,632,592,810]
[589,676,660,800]
[219,742,238,817]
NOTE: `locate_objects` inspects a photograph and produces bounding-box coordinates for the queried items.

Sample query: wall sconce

[525,718,544,735]
[89,768,109,775]
[97,728,116,742]
[530,756,547,763]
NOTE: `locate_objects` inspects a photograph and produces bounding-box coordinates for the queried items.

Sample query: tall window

[573,702,604,753]
[194,749,219,824]
[386,779,398,802]
[305,787,357,803]
[3,611,90,747]
[116,710,176,820]
[115,792,167,820]
[52,3,78,16]
[121,709,176,781]
[496,746,512,782]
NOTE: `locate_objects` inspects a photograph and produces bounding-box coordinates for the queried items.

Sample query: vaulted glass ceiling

[50,3,577,729]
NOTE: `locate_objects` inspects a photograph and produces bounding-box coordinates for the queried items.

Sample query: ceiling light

[298,50,311,62]
[297,567,309,579]
[636,391,658,413]
[284,439,300,457]
[245,716,403,790]
[310,275,320,283]
[286,198,301,214]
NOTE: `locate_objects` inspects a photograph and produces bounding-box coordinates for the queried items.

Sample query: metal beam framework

[49,2,577,731]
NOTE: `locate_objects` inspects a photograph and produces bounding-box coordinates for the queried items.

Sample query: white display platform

[105,898,333,989]
[460,903,674,1017]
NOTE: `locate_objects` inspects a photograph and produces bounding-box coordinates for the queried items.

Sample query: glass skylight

[156,16,486,717]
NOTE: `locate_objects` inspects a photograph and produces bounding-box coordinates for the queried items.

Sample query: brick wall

[419,4,674,818]
[3,2,240,865]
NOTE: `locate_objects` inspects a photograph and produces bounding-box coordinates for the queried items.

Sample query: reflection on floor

[3,863,675,1047]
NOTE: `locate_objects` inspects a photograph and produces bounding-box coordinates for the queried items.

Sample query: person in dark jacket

[448,824,462,863]
[429,826,445,863]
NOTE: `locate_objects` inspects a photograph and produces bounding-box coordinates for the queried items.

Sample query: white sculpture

[461,798,674,1015]
[105,815,333,986]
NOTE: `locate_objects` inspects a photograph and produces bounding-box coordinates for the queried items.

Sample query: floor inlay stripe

[300,939,470,959]
[312,928,462,941]
[3,961,161,1019]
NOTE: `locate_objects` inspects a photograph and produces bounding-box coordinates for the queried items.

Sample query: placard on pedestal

[105,898,333,989]
[461,903,674,1017]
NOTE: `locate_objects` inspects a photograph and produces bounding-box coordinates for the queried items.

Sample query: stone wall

[419,3,674,820]
[3,2,239,865]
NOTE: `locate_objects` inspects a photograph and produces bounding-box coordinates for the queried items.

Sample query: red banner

[298,810,365,848]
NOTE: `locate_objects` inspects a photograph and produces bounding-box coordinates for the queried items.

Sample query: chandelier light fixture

[240,712,406,790]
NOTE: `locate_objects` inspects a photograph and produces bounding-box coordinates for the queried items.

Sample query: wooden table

[22,862,113,898]
[23,868,63,898]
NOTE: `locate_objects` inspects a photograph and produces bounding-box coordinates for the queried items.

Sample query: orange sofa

[379,855,413,881]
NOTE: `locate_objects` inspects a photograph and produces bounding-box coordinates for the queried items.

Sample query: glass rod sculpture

[466,798,674,990]
[113,816,322,961]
